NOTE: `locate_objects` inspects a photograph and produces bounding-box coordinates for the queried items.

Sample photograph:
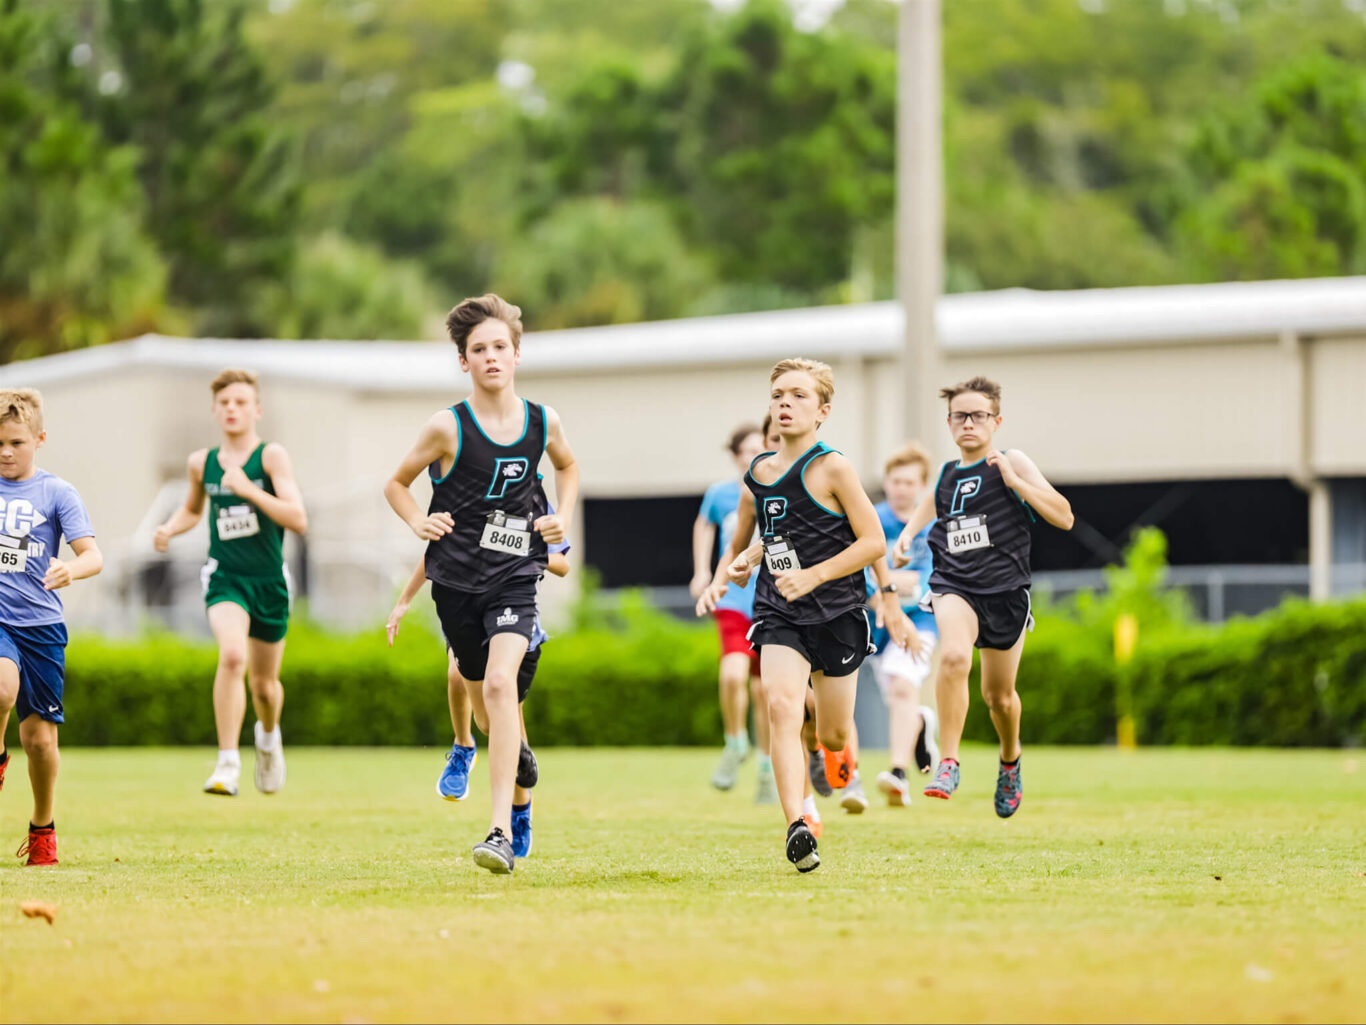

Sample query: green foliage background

[5,0,1366,359]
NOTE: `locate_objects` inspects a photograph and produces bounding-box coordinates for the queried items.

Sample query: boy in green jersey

[154,370,308,797]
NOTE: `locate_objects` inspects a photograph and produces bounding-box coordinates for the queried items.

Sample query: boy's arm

[386,555,428,647]
[222,443,307,534]
[384,411,458,540]
[43,536,102,590]
[154,450,209,551]
[690,515,718,598]
[695,489,758,615]
[993,449,1074,530]
[547,551,571,578]
[771,455,884,603]
[891,491,936,566]
[535,406,578,546]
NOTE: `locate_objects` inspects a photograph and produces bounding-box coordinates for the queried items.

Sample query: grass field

[0,744,1362,1023]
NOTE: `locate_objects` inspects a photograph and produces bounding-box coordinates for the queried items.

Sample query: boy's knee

[483,670,516,702]
[219,646,248,675]
[939,648,972,678]
[248,676,280,699]
[767,691,804,726]
[981,686,1017,714]
[21,728,57,757]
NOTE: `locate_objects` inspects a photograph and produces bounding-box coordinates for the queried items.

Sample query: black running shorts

[921,586,1033,650]
[432,578,540,684]
[748,606,874,677]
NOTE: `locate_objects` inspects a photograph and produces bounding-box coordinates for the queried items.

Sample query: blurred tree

[98,0,300,336]
[0,0,166,362]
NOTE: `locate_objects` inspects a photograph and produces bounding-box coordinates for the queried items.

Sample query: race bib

[216,505,260,541]
[0,534,27,573]
[480,511,531,556]
[764,535,802,574]
[946,515,991,553]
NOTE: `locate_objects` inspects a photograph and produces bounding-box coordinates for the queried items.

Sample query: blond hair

[770,358,835,405]
[0,388,43,434]
[884,441,932,480]
[446,293,524,356]
[940,375,1002,414]
[211,368,260,397]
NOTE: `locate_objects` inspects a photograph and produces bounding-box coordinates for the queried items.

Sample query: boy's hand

[694,581,728,617]
[774,567,820,602]
[884,605,923,654]
[43,558,72,590]
[153,523,172,553]
[220,463,251,497]
[411,511,454,541]
[726,554,753,588]
[986,449,1021,489]
[688,571,712,600]
[533,513,565,545]
[386,600,410,647]
[890,531,912,567]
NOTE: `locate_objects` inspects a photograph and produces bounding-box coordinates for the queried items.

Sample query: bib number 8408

[480,512,531,556]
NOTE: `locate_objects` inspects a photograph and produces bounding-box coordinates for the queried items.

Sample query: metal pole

[897,0,944,451]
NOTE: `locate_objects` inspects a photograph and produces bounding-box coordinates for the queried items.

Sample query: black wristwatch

[880,583,898,595]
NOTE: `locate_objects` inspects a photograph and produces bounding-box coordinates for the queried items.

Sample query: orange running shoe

[823,744,856,790]
[0,749,8,792]
[16,825,57,866]
[803,813,823,839]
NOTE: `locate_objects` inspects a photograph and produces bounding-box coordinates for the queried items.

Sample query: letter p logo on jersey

[486,458,530,500]
[950,476,982,516]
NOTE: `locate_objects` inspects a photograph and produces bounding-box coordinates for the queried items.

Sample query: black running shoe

[785,819,820,873]
[516,739,539,790]
[807,747,833,798]
[472,827,516,874]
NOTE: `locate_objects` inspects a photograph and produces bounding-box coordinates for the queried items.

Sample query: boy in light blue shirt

[0,389,103,865]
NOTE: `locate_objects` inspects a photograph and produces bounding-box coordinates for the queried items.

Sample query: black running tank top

[747,442,867,626]
[928,455,1033,594]
[425,399,550,593]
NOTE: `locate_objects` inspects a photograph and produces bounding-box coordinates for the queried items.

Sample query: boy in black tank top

[698,359,918,873]
[384,294,579,875]
[892,376,1073,819]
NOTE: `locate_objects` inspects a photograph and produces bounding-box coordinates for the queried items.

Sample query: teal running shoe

[995,758,1022,818]
[437,742,476,801]
[923,758,960,800]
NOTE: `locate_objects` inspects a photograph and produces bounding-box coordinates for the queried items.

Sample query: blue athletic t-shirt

[865,499,936,648]
[0,470,94,627]
[699,478,756,617]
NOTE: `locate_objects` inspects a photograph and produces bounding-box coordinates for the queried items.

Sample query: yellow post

[1115,613,1138,750]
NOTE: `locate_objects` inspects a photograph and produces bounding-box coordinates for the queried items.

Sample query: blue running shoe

[995,758,1022,818]
[923,758,960,800]
[511,801,532,858]
[437,743,476,801]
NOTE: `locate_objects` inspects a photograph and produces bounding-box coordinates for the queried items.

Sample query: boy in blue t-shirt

[0,389,103,866]
[867,443,941,808]
[689,422,774,803]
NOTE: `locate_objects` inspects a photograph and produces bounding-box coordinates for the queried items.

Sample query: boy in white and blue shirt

[0,389,102,865]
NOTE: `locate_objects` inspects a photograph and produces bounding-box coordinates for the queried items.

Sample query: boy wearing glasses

[892,377,1073,818]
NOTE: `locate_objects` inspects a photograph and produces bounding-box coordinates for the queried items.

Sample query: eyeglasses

[948,410,994,425]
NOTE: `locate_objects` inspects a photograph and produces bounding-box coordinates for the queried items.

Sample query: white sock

[218,749,241,769]
[803,794,818,818]
[255,723,280,752]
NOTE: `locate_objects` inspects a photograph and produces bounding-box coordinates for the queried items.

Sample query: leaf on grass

[19,901,58,925]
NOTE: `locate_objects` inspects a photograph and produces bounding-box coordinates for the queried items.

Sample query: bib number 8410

[946,515,990,553]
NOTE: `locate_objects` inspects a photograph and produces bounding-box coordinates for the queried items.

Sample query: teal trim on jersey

[956,455,987,469]
[462,397,530,449]
[1010,487,1039,523]
[933,459,950,498]
[429,406,463,485]
[800,446,845,518]
[539,403,549,462]
[751,442,823,489]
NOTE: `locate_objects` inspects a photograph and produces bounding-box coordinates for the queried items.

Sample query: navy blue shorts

[0,621,69,724]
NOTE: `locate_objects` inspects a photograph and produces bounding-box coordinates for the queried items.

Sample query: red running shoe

[0,750,8,793]
[16,825,57,866]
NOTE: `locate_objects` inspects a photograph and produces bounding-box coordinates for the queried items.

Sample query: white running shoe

[876,769,912,807]
[204,759,240,797]
[254,723,286,795]
[839,772,869,814]
[916,706,941,776]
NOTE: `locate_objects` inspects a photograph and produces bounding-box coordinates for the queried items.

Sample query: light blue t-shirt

[866,500,936,640]
[699,478,756,617]
[0,470,94,627]
[531,502,570,650]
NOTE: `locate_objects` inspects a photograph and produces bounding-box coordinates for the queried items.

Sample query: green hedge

[10,590,1365,750]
